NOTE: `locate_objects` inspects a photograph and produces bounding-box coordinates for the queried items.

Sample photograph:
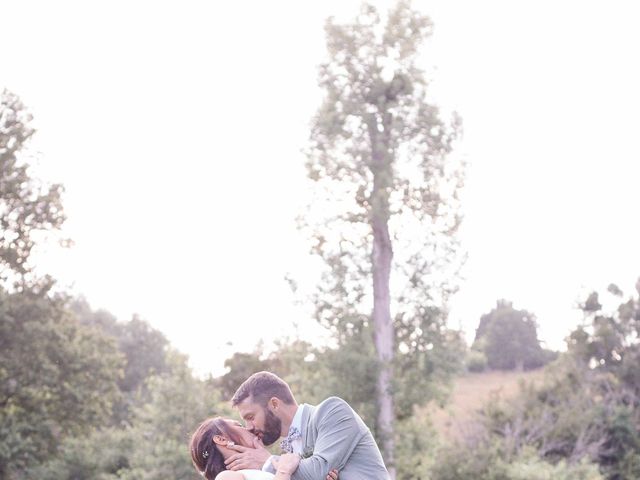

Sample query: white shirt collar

[289,403,305,435]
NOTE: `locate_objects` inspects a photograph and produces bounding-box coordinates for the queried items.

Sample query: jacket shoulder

[317,396,349,410]
[314,396,358,420]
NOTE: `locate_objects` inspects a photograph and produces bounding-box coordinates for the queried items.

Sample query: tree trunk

[372,215,396,479]
[368,113,396,479]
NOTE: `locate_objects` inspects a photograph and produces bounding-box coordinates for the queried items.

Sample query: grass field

[424,369,546,439]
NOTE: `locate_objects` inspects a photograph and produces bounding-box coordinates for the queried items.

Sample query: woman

[189,417,338,480]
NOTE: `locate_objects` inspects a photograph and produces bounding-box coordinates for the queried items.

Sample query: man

[224,371,390,480]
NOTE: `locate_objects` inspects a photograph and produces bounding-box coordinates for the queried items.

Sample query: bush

[499,452,603,480]
[394,414,439,480]
[466,350,488,372]
[428,440,604,480]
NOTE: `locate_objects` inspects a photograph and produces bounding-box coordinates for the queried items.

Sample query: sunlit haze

[2,0,639,376]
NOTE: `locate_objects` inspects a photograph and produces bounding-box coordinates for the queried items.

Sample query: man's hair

[231,371,295,407]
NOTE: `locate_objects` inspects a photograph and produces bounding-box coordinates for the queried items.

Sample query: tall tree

[473,300,548,371]
[70,298,171,425]
[0,90,66,286]
[303,2,464,475]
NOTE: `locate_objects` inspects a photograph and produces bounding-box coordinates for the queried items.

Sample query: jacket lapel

[300,403,315,450]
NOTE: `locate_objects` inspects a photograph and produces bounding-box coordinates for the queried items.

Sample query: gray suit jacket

[268,397,390,480]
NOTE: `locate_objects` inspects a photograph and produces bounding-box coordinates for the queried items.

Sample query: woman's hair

[189,417,242,480]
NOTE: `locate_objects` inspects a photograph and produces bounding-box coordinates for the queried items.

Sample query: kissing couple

[190,371,391,480]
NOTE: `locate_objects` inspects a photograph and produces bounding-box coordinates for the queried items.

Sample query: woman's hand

[225,436,271,471]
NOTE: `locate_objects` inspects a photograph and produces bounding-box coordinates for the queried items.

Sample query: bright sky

[2,1,639,376]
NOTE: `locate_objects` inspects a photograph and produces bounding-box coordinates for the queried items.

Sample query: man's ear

[268,397,280,410]
[212,434,228,446]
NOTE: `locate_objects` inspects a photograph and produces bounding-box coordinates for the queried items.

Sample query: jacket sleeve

[291,398,364,480]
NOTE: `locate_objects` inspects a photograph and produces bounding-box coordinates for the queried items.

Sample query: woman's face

[223,418,258,448]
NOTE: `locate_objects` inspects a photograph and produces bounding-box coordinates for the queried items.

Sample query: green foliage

[566,284,640,479]
[498,451,604,480]
[307,333,379,428]
[482,360,607,459]
[429,439,604,480]
[466,349,488,372]
[568,285,640,390]
[427,428,502,480]
[115,315,170,395]
[394,328,465,419]
[28,351,228,480]
[394,414,438,480]
[116,351,231,480]
[136,351,227,440]
[0,90,66,284]
[71,298,171,425]
[108,315,170,425]
[0,288,123,478]
[473,300,552,371]
[25,428,136,480]
[455,281,640,480]
[217,350,269,400]
[257,339,334,409]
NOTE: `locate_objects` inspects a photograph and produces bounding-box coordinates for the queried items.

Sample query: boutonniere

[300,446,314,459]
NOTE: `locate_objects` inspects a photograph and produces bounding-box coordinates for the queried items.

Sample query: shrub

[466,350,488,373]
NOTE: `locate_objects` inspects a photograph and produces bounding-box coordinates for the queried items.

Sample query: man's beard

[258,407,282,446]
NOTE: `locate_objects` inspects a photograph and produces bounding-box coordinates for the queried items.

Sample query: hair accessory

[202,450,209,459]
